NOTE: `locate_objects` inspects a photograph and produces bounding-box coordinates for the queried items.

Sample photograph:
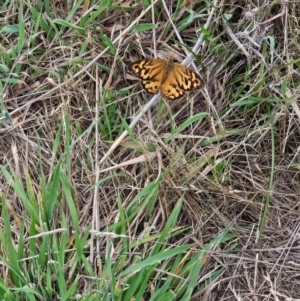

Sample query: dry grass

[1,0,300,300]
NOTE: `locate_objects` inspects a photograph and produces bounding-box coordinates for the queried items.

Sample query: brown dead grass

[1,0,300,299]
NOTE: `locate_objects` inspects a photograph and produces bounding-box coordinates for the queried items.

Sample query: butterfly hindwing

[141,80,161,94]
[161,76,185,100]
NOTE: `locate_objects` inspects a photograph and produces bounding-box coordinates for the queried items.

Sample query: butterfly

[129,58,203,100]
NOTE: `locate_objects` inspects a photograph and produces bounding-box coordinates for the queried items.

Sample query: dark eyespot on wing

[129,60,147,76]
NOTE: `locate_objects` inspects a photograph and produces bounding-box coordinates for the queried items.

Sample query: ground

[0,0,300,300]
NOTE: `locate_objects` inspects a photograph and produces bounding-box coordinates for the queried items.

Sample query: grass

[1,0,300,300]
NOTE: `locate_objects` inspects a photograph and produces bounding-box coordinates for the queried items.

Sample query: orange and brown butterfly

[128,58,203,100]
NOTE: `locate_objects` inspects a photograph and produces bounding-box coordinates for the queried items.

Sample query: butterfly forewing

[129,59,166,80]
[173,64,203,91]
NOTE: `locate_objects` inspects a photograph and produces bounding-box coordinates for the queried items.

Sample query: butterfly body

[129,59,203,100]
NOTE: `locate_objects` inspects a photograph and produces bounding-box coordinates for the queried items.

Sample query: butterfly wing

[160,76,185,100]
[129,59,167,94]
[161,63,203,100]
[173,63,204,91]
